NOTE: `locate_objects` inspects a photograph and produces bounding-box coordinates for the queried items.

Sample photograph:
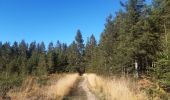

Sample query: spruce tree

[84,34,97,72]
[67,41,79,71]
[47,42,57,74]
[75,30,84,67]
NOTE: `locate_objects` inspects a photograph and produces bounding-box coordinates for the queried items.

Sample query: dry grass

[8,73,79,100]
[85,73,148,100]
[46,73,79,100]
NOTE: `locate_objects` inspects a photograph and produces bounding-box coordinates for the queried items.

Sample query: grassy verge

[6,73,79,100]
[46,73,79,100]
[85,74,148,100]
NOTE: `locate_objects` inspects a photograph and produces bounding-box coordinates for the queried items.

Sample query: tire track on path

[64,75,98,100]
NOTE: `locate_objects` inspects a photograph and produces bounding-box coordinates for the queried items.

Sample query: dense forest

[0,0,170,96]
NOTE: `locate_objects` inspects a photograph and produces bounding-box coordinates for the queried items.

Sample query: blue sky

[0,0,151,46]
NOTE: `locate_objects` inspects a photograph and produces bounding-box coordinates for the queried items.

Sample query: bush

[0,74,23,97]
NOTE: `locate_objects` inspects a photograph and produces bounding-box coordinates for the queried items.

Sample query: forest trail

[65,75,98,100]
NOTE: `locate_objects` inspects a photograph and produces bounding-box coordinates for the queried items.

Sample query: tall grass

[8,73,79,100]
[85,74,148,100]
[46,73,79,100]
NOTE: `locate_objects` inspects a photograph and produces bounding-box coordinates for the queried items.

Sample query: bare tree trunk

[135,60,138,78]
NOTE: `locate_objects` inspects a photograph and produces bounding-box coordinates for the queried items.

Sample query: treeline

[0,0,170,89]
[0,31,91,77]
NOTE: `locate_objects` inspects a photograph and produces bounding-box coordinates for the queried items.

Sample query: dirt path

[81,75,97,100]
[64,75,97,100]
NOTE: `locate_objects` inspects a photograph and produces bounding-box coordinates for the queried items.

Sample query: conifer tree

[75,30,85,67]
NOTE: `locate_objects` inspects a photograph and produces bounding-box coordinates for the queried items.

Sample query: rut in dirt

[64,75,97,100]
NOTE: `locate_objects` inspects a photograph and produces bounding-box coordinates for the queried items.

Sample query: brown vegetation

[85,74,148,100]
[7,73,79,100]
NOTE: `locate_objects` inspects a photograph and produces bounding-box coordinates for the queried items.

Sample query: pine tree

[152,0,170,89]
[38,42,46,54]
[37,53,47,76]
[48,42,54,52]
[75,30,84,56]
[75,30,85,72]
[67,41,79,71]
[18,40,28,75]
[27,43,38,75]
[1,42,12,76]
[37,42,47,75]
[9,42,19,75]
[11,42,19,57]
[55,41,63,72]
[29,41,36,57]
[19,40,28,57]
[47,42,57,74]
[84,34,97,72]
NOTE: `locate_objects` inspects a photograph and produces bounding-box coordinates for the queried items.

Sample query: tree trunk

[135,60,138,78]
